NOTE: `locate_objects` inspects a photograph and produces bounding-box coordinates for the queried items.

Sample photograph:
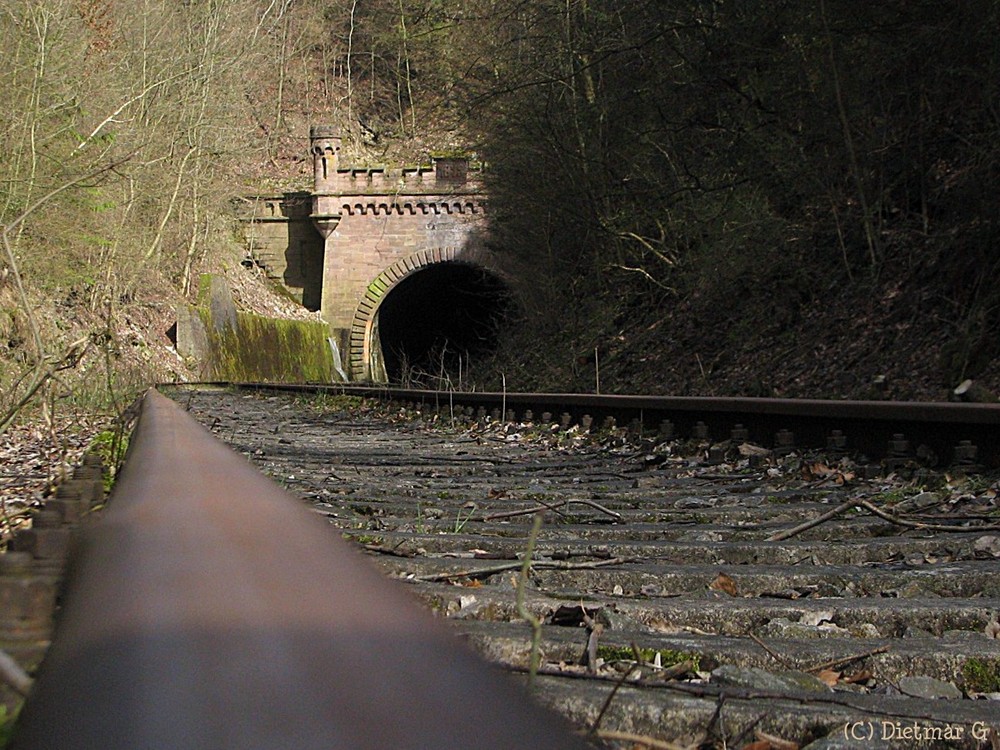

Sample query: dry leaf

[808,463,833,477]
[816,668,841,687]
[709,572,739,596]
[803,462,853,485]
[741,742,771,750]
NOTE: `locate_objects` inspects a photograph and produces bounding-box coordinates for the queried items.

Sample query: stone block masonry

[240,127,501,381]
[241,193,324,310]
[322,195,490,380]
[176,275,334,383]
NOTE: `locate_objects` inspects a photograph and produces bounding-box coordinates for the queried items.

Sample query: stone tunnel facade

[243,126,496,381]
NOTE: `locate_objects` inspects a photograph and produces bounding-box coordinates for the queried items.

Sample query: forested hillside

[2,0,999,432]
[470,1,1000,399]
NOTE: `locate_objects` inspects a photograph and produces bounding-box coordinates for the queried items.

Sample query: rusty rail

[239,382,1000,468]
[11,389,589,749]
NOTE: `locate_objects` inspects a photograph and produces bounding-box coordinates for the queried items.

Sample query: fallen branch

[755,729,800,750]
[856,500,1000,533]
[766,495,1000,543]
[484,498,622,522]
[519,663,968,725]
[517,512,544,689]
[581,604,602,673]
[590,652,641,736]
[749,633,794,669]
[805,645,890,674]
[657,659,699,681]
[520,495,569,520]
[361,543,414,558]
[765,498,861,541]
[411,556,631,582]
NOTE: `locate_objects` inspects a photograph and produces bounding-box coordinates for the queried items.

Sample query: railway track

[177,386,1000,747]
[7,384,1000,748]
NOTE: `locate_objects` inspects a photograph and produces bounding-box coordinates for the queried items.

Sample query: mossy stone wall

[179,274,335,383]
[202,309,334,383]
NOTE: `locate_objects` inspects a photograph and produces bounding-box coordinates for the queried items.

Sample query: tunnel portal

[374,262,512,384]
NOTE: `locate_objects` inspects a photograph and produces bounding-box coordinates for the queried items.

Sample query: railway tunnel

[372,262,514,384]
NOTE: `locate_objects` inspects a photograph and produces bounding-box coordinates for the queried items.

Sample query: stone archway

[348,248,511,382]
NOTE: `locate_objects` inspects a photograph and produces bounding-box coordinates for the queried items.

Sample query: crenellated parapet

[309,126,485,244]
[239,193,313,222]
[338,199,485,216]
[309,125,484,198]
[240,126,494,381]
[316,164,485,196]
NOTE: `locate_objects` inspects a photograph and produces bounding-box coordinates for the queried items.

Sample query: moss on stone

[962,657,1000,693]
[204,311,333,383]
[187,273,334,383]
[196,273,213,308]
[597,645,699,670]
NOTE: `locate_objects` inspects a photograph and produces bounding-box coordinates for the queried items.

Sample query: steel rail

[233,382,1000,467]
[11,389,589,750]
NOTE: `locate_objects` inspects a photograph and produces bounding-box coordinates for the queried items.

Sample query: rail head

[12,389,589,750]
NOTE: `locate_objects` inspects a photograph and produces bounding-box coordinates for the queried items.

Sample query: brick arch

[348,247,502,380]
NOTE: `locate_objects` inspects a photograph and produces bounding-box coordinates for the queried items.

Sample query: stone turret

[311,125,342,189]
[310,125,342,239]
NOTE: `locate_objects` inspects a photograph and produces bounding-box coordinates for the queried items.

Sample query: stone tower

[242,126,497,381]
[310,126,343,239]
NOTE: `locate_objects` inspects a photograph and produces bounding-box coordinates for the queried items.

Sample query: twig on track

[521,663,965,725]
[856,499,1000,533]
[749,633,794,669]
[804,645,890,674]
[411,556,632,582]
[517,512,544,689]
[484,498,623,522]
[0,648,33,696]
[521,495,570,520]
[589,654,641,737]
[765,498,862,541]
[581,604,603,673]
[767,494,1000,543]
[362,543,415,557]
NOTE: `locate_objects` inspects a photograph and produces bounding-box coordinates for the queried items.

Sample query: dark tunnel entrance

[374,262,513,385]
